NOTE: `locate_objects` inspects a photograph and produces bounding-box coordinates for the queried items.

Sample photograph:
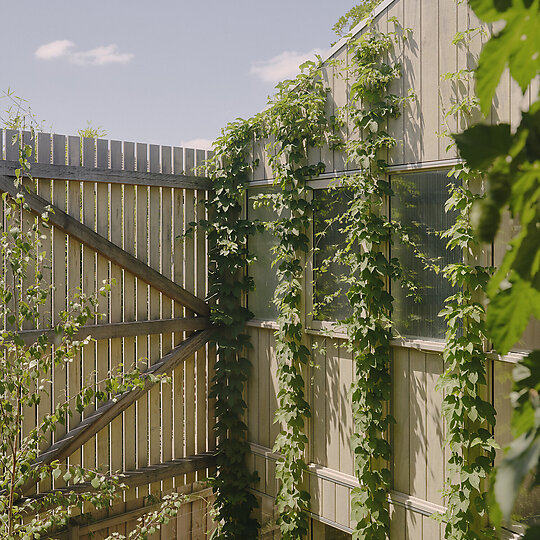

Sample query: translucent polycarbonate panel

[313,188,352,321]
[247,188,280,320]
[391,170,460,340]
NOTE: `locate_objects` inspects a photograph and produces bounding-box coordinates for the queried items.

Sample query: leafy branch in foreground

[453,0,540,534]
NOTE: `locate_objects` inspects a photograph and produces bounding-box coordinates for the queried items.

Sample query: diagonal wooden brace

[21,328,214,495]
[0,174,210,316]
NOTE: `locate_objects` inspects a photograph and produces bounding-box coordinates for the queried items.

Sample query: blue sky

[1,0,355,149]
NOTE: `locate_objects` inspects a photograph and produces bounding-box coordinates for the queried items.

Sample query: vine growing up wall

[437,173,497,540]
[203,119,260,540]
[435,19,497,540]
[328,22,409,539]
[254,63,330,539]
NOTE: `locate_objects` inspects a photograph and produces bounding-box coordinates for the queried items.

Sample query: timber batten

[28,453,216,500]
[17,316,210,345]
[0,160,212,190]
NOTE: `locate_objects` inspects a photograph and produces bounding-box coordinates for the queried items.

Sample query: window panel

[391,170,460,340]
[313,188,352,322]
[247,187,280,320]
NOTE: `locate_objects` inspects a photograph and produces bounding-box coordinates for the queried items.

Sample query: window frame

[246,160,481,348]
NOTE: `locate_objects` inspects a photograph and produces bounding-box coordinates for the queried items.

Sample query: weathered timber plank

[46,454,216,496]
[0,160,211,190]
[24,459,215,517]
[40,487,213,536]
[119,454,215,489]
[21,328,214,495]
[0,174,209,316]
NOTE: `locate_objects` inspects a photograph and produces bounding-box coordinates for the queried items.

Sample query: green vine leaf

[471,0,540,115]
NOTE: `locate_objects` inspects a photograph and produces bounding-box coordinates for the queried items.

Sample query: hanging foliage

[434,14,498,539]
[450,1,540,536]
[204,118,260,539]
[254,62,330,539]
[327,21,410,539]
[436,172,498,540]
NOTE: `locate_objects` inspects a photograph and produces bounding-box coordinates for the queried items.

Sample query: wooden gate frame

[0,136,217,533]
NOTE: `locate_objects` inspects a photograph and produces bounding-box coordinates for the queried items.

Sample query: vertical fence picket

[22,130,35,165]
[23,133,50,498]
[45,134,67,495]
[172,147,186,497]
[65,135,82,489]
[91,136,111,532]
[81,139,97,478]
[121,141,139,531]
[192,481,206,540]
[148,146,162,540]
[183,149,196,502]
[109,139,125,535]
[136,142,150,508]
[206,150,217,459]
[36,133,52,328]
[176,483,193,539]
[3,131,17,337]
[195,150,208,485]
[5,129,18,161]
[160,143,176,539]
[20,132,35,337]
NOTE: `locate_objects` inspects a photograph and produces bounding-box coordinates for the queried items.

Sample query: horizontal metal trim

[487,350,526,365]
[250,322,527,364]
[390,337,446,353]
[310,512,353,534]
[386,159,462,173]
[0,160,212,190]
[249,443,447,518]
[249,160,461,189]
[246,318,279,330]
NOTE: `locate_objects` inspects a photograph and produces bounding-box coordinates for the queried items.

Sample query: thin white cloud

[35,40,133,66]
[181,138,214,150]
[35,40,75,60]
[250,48,326,83]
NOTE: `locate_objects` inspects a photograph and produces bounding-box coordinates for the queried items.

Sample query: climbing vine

[435,17,498,540]
[203,119,260,539]
[327,22,409,539]
[437,172,498,540]
[254,63,330,539]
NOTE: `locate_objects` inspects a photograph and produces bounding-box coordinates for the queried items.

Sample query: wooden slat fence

[0,129,217,539]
